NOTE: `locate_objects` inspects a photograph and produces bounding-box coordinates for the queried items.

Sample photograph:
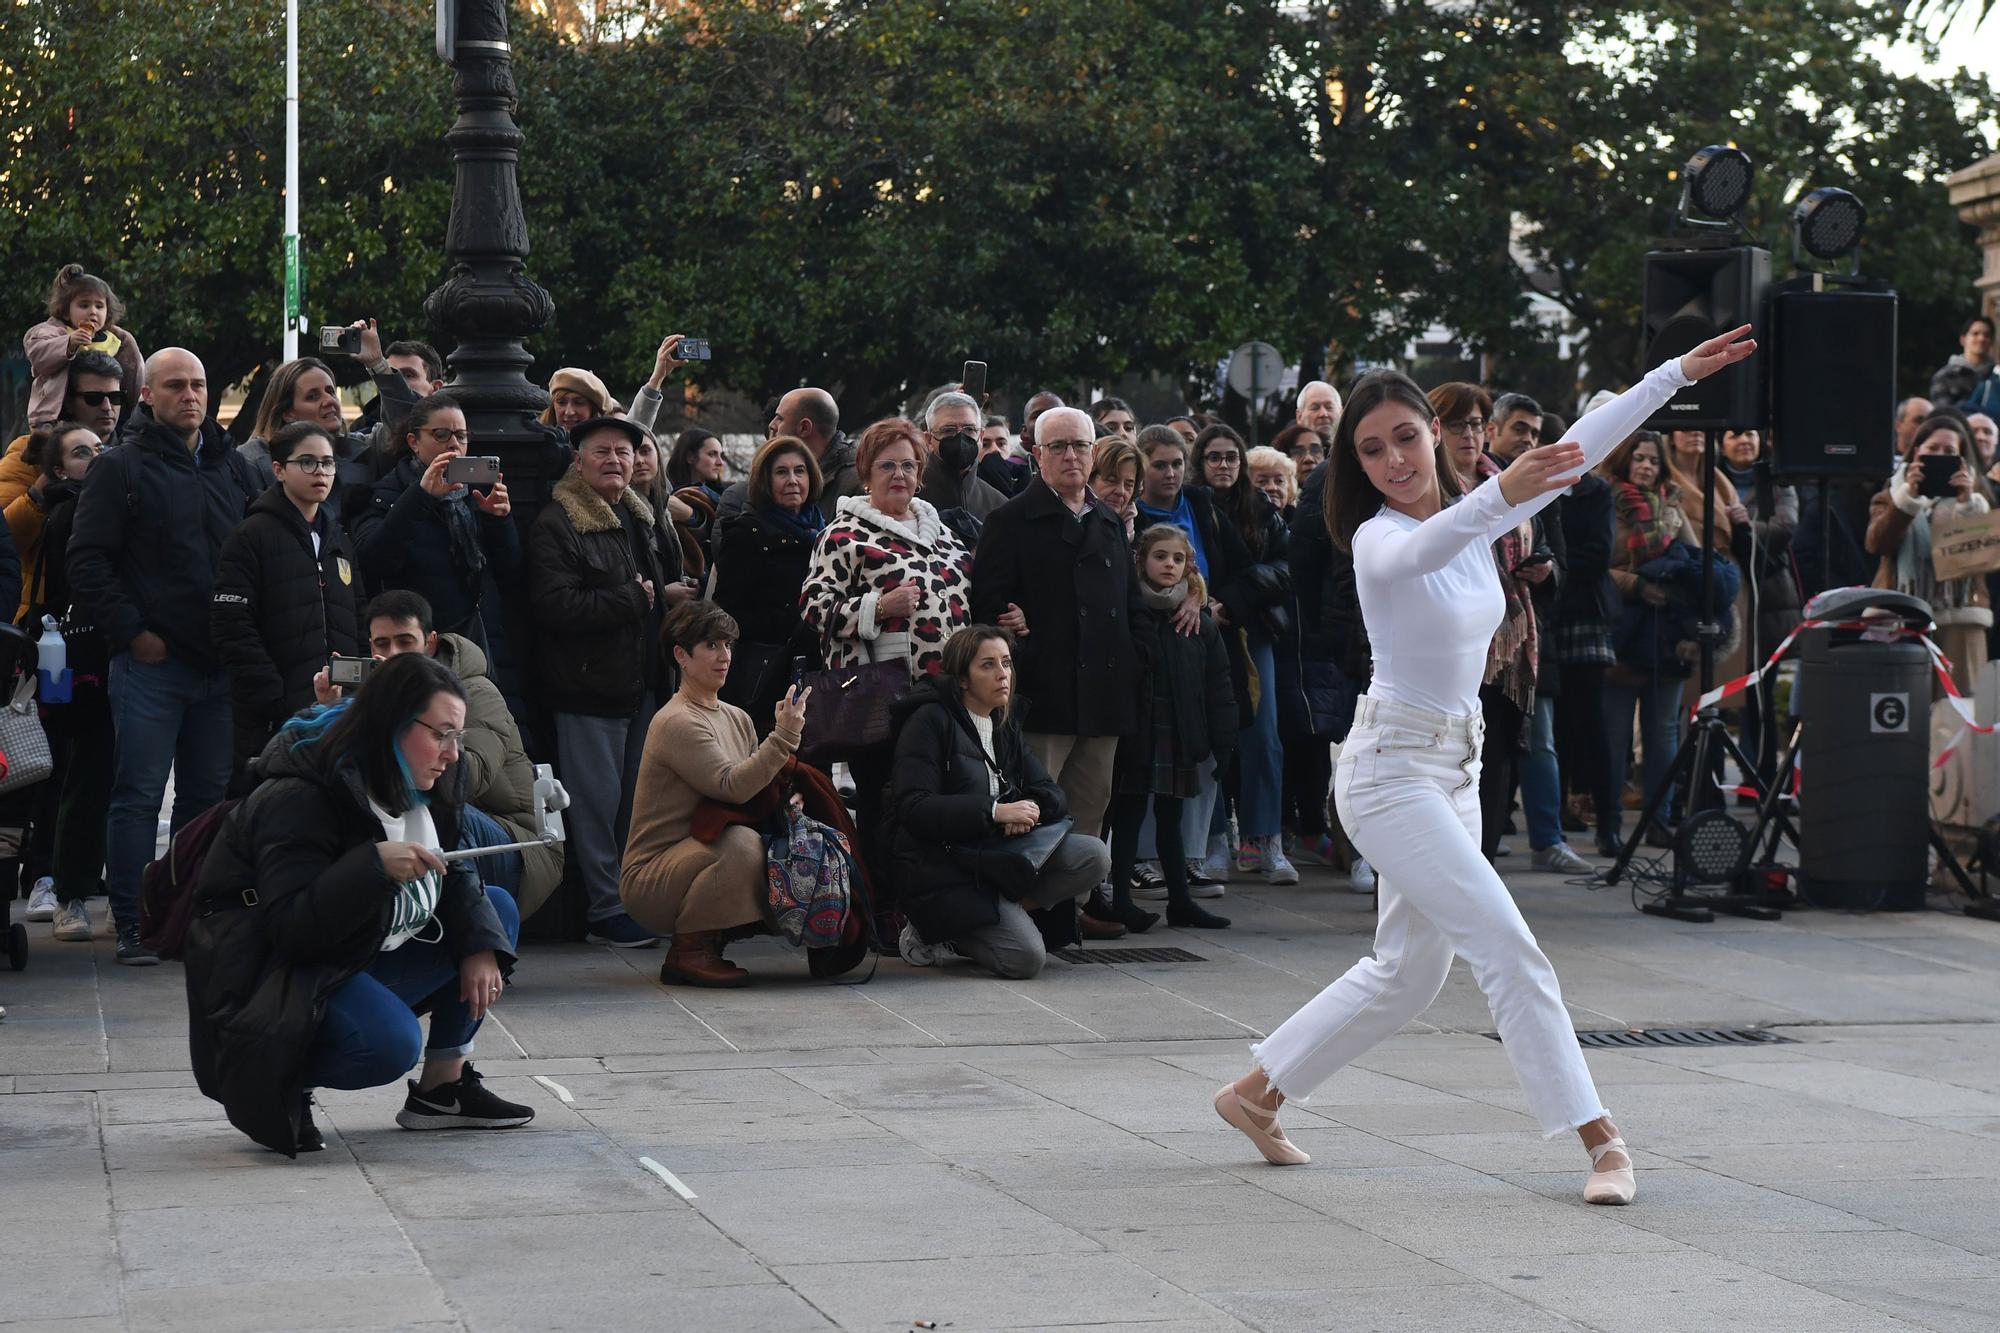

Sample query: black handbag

[718,640,787,712]
[797,657,911,766]
[952,817,1074,902]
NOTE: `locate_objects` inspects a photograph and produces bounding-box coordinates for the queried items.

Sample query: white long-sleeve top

[1354,357,1695,717]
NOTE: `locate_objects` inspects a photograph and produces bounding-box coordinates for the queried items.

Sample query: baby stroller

[0,621,56,971]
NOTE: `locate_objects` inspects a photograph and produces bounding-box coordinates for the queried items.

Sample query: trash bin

[1792,589,1934,910]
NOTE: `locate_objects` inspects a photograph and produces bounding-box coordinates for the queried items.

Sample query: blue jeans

[1602,674,1685,837]
[105,653,234,931]
[306,887,521,1090]
[1519,696,1564,850]
[458,805,524,897]
[1236,635,1283,841]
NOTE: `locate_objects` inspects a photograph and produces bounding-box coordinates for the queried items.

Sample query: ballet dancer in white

[1214,326,1757,1205]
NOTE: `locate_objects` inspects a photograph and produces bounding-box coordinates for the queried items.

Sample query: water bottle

[37,614,71,704]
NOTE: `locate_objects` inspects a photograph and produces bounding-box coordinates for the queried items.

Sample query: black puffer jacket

[527,468,664,716]
[1114,600,1239,795]
[212,487,364,768]
[1211,489,1293,637]
[185,729,513,1157]
[352,455,520,642]
[68,408,265,670]
[970,477,1141,738]
[887,677,1068,945]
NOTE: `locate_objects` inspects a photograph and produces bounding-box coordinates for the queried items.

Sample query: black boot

[296,1094,325,1153]
[1166,895,1230,929]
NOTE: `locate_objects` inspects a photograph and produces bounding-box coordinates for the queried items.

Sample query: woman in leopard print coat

[799,417,974,684]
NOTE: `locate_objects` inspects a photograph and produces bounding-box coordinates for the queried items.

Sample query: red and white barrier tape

[1684,614,1992,773]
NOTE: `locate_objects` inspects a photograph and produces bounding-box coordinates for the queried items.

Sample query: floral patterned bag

[764,807,855,948]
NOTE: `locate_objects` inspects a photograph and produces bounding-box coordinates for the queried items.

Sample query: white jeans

[1251,696,1608,1137]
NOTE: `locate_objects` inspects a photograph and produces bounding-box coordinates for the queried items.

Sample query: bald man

[68,347,265,965]
[712,385,859,541]
[1296,380,1341,443]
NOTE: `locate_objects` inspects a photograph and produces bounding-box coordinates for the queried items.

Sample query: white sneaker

[52,899,93,941]
[897,921,944,967]
[1131,861,1169,902]
[1349,857,1377,894]
[25,879,58,921]
[1202,837,1232,884]
[1532,843,1592,875]
[1259,836,1300,886]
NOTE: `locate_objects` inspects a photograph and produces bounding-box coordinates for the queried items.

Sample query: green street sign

[284,233,302,323]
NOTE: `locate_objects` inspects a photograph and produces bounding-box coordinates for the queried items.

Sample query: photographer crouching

[184,653,532,1158]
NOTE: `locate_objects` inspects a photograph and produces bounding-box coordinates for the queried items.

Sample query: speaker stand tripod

[1598,427,1783,921]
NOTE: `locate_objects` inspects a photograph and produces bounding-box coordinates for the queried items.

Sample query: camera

[318,324,365,356]
[327,654,376,687]
[677,337,712,361]
[444,455,502,488]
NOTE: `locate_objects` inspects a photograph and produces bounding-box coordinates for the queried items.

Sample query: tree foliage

[3,0,1993,420]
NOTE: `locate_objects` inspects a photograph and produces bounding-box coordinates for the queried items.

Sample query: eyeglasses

[424,427,472,446]
[873,459,921,476]
[413,718,467,749]
[1039,439,1093,455]
[1203,452,1241,466]
[74,391,124,407]
[1442,418,1487,436]
[286,457,338,474]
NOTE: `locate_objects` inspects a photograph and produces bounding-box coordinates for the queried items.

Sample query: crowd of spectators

[10,256,1998,1149]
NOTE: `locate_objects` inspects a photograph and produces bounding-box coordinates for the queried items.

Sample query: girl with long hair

[1212,327,1755,1206]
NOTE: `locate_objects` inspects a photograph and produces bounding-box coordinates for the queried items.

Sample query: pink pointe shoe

[1584,1136,1635,1205]
[1213,1084,1310,1166]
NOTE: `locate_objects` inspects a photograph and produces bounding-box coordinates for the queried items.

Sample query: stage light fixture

[1793,187,1865,262]
[1680,145,1753,222]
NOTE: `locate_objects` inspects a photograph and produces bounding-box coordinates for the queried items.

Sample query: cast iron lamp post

[426,0,567,503]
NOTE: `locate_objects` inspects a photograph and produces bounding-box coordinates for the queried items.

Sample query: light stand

[1599,429,1785,921]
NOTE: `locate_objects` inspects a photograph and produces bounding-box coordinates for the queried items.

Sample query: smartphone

[1916,453,1959,500]
[677,337,712,361]
[790,655,811,691]
[445,455,502,487]
[327,654,376,687]
[961,360,987,399]
[318,324,364,355]
[1511,548,1554,576]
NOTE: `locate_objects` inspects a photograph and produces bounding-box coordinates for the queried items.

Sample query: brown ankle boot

[659,931,750,988]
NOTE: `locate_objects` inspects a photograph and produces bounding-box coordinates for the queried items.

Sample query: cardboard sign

[1931,510,2000,583]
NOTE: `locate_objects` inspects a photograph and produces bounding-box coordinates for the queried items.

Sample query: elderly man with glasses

[973,406,1151,936]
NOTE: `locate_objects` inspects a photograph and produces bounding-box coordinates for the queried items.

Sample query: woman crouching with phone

[1868,414,1993,695]
[185,653,530,1158]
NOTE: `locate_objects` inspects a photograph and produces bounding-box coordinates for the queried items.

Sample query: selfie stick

[438,835,561,863]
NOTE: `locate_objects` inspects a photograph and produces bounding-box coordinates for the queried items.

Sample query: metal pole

[282,0,300,362]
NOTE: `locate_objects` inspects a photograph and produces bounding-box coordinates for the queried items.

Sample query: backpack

[138,797,243,959]
[764,807,855,949]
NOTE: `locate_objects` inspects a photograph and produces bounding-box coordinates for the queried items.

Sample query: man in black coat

[212,423,365,788]
[972,407,1139,857]
[527,417,666,948]
[69,348,265,964]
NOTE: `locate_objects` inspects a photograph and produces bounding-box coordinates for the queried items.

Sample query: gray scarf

[1139,579,1189,612]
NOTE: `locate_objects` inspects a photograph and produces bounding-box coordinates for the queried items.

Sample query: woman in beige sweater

[620,601,811,987]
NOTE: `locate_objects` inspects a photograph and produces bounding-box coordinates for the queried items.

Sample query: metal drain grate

[1058,947,1206,965]
[1485,1027,1796,1049]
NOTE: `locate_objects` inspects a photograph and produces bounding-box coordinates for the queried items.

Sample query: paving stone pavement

[7,847,2000,1331]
